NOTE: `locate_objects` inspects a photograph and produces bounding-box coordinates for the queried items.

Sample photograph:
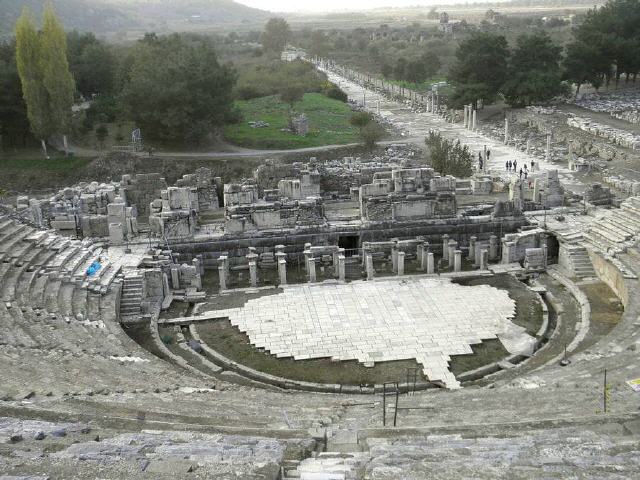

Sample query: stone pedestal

[333,248,345,278]
[338,255,346,282]
[426,252,435,274]
[454,250,462,272]
[417,243,428,271]
[480,249,489,270]
[489,235,499,260]
[170,264,180,289]
[468,236,477,261]
[448,240,458,267]
[304,250,313,274]
[441,234,450,259]
[247,253,258,288]
[278,259,287,285]
[218,265,227,291]
[397,251,405,276]
[308,258,317,283]
[502,241,516,264]
[391,245,399,273]
[366,253,374,280]
[218,255,228,291]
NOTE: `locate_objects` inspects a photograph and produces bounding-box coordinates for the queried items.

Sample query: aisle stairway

[119,273,143,321]
[561,244,596,279]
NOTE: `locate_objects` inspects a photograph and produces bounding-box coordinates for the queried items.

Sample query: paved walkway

[322,67,584,193]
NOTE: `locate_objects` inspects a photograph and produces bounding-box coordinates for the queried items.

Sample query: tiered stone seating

[584,196,640,252]
[0,216,201,398]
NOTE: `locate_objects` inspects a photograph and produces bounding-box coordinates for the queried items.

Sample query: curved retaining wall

[587,250,630,307]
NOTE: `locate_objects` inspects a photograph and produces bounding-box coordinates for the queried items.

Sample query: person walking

[513,159,518,171]
[519,168,523,179]
[505,160,509,171]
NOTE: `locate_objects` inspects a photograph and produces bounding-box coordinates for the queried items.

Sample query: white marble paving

[213,277,529,389]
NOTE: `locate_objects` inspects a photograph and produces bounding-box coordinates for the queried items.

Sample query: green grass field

[224,93,361,149]
[0,153,90,173]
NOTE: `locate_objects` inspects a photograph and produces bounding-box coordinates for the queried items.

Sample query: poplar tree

[15,7,51,158]
[41,3,75,156]
[15,4,75,158]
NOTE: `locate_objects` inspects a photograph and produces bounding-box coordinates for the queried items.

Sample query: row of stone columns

[463,104,477,131]
[218,233,503,291]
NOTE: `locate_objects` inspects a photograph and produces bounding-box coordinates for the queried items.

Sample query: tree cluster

[563,0,640,94]
[381,52,442,84]
[450,0,639,108]
[122,33,236,145]
[450,30,567,108]
[261,18,291,57]
[425,131,473,178]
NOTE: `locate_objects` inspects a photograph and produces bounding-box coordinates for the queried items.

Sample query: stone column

[420,243,430,271]
[276,252,287,285]
[502,241,516,264]
[308,257,317,283]
[526,138,531,155]
[468,236,477,261]
[454,250,462,272]
[546,133,552,161]
[448,240,458,267]
[504,117,509,144]
[218,255,228,291]
[475,243,482,267]
[247,253,258,288]
[441,234,450,260]
[417,243,426,270]
[170,264,180,289]
[338,255,346,282]
[542,244,548,268]
[472,109,477,131]
[397,251,405,276]
[480,249,489,270]
[304,250,313,274]
[366,252,375,280]
[391,244,399,273]
[463,105,468,128]
[426,252,435,274]
[489,235,499,260]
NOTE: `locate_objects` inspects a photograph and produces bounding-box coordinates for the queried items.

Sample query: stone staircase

[282,452,368,480]
[119,274,143,321]
[583,196,640,253]
[560,244,596,279]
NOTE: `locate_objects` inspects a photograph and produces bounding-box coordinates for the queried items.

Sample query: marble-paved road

[322,67,585,193]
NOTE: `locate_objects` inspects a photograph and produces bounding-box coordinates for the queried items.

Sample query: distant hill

[117,0,270,25]
[0,0,269,38]
[0,0,136,35]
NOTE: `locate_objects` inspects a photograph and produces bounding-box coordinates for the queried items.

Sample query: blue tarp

[86,260,102,277]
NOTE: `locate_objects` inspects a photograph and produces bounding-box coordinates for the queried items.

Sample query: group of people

[506,159,536,180]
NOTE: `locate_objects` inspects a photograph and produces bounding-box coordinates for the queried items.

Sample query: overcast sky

[235,0,466,13]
